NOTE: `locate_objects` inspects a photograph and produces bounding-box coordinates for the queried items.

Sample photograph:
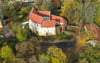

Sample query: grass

[67,30,75,33]
[37,33,73,41]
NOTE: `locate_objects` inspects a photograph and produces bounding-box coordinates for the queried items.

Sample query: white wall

[29,19,56,36]
[39,27,56,36]
[15,0,34,2]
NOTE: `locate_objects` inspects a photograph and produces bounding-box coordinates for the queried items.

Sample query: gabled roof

[85,24,99,35]
[29,9,67,26]
[29,10,42,24]
[51,15,67,24]
[42,20,56,27]
[37,11,50,17]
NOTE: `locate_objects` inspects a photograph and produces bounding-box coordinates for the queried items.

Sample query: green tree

[40,46,67,63]
[34,0,53,11]
[78,43,100,63]
[96,4,100,18]
[3,55,26,63]
[20,7,30,17]
[12,24,29,42]
[1,46,13,59]
[41,0,53,11]
[60,2,80,24]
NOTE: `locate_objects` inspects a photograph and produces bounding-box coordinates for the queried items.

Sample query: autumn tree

[3,55,26,63]
[78,43,100,63]
[60,2,80,24]
[95,4,100,27]
[1,46,13,59]
[34,0,53,11]
[39,46,67,63]
[15,37,40,62]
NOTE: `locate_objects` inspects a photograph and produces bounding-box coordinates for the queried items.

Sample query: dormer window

[42,17,50,21]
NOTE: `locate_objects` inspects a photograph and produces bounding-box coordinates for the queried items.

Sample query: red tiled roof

[54,0,60,7]
[51,15,67,24]
[29,11,42,24]
[42,20,56,27]
[29,9,67,26]
[85,24,99,35]
[85,24,91,30]
[37,11,50,17]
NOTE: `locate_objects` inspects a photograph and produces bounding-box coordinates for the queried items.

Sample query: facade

[0,20,3,29]
[29,9,67,36]
[15,0,34,2]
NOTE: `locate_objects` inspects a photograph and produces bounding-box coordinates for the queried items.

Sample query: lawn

[37,33,73,42]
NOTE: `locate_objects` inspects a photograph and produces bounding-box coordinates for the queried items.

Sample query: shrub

[1,46,13,59]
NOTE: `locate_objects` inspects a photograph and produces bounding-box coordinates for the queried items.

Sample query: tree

[20,7,31,18]
[34,0,42,10]
[34,0,53,11]
[77,31,97,49]
[80,4,96,24]
[1,46,13,59]
[79,2,96,30]
[3,55,26,63]
[78,43,100,63]
[12,24,29,42]
[41,0,53,11]
[95,4,100,18]
[39,46,67,63]
[96,18,100,28]
[15,37,40,61]
[60,2,80,24]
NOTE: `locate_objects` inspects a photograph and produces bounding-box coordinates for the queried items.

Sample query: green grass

[67,30,75,33]
[37,33,73,41]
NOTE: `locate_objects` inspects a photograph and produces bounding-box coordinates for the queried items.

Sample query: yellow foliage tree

[77,31,97,49]
[39,46,67,63]
[47,46,67,62]
[96,18,100,28]
[60,2,80,24]
[3,55,26,63]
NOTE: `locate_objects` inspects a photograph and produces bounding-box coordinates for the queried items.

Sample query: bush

[39,46,67,63]
[1,46,13,59]
[12,24,29,42]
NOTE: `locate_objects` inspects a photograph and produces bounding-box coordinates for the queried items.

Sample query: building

[29,9,67,36]
[84,24,99,36]
[3,25,15,40]
[0,20,3,29]
[15,0,34,2]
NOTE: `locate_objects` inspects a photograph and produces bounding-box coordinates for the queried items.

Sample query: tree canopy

[1,46,13,59]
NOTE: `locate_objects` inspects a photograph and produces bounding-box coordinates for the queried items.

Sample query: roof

[42,20,56,27]
[85,24,99,35]
[3,25,15,40]
[29,9,67,26]
[29,11,42,24]
[54,0,60,7]
[51,15,67,24]
[85,24,91,30]
[37,11,50,17]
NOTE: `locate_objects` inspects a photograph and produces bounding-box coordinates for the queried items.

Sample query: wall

[29,19,56,36]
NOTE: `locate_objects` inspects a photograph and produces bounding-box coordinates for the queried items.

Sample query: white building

[15,0,34,2]
[29,9,67,36]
